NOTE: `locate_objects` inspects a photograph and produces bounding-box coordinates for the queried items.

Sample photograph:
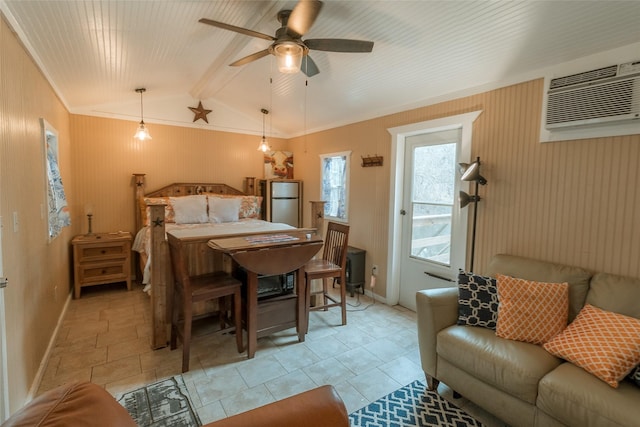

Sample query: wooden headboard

[133,174,245,231]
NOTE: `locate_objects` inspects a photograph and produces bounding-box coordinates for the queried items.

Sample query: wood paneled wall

[70,115,288,235]
[1,15,74,411]
[291,79,640,300]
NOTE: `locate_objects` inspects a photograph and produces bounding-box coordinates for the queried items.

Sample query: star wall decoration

[188,101,212,123]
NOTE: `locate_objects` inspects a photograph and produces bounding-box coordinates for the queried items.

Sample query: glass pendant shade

[134,121,152,141]
[274,42,303,74]
[258,136,270,153]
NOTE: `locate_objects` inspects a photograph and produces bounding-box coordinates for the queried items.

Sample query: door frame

[386,111,482,306]
[0,212,7,421]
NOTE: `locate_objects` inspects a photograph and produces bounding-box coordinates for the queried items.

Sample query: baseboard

[27,291,72,402]
[364,288,387,304]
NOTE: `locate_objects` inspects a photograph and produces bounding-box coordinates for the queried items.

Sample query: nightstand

[72,232,132,298]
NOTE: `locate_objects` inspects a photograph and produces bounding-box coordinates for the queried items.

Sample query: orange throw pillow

[544,304,640,387]
[495,274,569,345]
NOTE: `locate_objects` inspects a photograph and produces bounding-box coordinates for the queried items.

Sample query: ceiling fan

[199,0,374,77]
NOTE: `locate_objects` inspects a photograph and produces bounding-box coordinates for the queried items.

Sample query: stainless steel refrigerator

[262,180,302,227]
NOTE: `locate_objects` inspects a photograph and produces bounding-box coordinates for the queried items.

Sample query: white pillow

[209,196,241,223]
[170,195,208,224]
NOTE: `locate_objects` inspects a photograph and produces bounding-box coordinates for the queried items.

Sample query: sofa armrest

[416,287,459,379]
[1,382,136,427]
[206,385,349,427]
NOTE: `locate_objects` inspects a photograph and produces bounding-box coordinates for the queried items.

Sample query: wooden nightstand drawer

[78,261,128,283]
[72,232,132,298]
[77,243,128,261]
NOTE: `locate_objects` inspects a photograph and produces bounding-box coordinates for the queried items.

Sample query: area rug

[118,375,201,427]
[349,380,482,427]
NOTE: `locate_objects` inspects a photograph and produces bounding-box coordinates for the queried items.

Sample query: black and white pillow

[629,365,640,387]
[457,270,499,330]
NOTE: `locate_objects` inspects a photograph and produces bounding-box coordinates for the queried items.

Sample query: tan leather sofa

[416,254,640,427]
[1,381,349,427]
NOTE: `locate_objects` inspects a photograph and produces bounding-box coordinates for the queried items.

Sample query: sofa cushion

[543,304,640,388]
[495,274,569,345]
[537,362,640,427]
[486,254,592,321]
[586,272,640,320]
[456,270,498,330]
[437,325,561,404]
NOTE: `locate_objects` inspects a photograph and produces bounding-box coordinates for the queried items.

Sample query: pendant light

[134,88,152,141]
[257,108,271,152]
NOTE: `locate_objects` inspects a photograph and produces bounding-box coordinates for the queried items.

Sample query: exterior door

[398,128,467,310]
[387,111,480,310]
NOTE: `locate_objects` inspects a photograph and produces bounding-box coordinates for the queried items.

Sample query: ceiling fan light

[274,42,303,74]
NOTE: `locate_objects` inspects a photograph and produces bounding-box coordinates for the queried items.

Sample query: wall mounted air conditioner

[545,60,640,130]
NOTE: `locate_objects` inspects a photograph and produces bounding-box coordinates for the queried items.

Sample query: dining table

[207,229,323,358]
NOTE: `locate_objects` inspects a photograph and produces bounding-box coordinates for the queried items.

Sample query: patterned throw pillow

[544,304,640,388]
[629,365,640,387]
[205,194,263,219]
[457,270,499,330]
[495,274,569,345]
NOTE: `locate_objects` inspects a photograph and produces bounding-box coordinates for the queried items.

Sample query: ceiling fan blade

[287,0,323,38]
[305,38,374,53]
[229,49,271,67]
[199,18,275,42]
[301,55,320,77]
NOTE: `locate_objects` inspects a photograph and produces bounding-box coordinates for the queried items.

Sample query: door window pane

[410,142,456,265]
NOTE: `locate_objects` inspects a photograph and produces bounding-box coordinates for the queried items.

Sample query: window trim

[319,150,352,223]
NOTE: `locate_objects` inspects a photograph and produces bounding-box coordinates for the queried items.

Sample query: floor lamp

[459,156,487,272]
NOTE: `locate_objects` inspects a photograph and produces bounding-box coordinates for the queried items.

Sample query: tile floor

[38,281,506,426]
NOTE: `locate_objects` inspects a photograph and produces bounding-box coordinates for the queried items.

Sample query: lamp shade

[459,191,480,208]
[274,42,304,74]
[461,158,486,185]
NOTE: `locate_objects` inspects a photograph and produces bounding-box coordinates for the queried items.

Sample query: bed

[132,174,307,349]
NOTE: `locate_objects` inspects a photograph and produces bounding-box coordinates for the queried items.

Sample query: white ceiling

[2,1,640,138]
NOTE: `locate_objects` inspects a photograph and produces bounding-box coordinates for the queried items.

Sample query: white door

[387,111,482,310]
[397,128,468,310]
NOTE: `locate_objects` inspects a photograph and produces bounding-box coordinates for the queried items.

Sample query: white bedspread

[132,219,295,289]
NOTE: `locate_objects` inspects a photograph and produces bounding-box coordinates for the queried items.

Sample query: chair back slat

[167,233,191,293]
[322,222,350,268]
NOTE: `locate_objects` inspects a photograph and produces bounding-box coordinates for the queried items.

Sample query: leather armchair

[1,382,349,427]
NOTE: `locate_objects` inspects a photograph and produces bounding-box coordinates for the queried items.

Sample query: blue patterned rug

[118,375,201,427]
[349,380,482,427]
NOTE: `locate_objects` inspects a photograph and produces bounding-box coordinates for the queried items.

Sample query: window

[41,119,70,241]
[320,151,351,222]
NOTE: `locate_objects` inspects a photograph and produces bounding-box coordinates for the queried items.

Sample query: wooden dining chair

[167,233,243,372]
[304,222,350,333]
